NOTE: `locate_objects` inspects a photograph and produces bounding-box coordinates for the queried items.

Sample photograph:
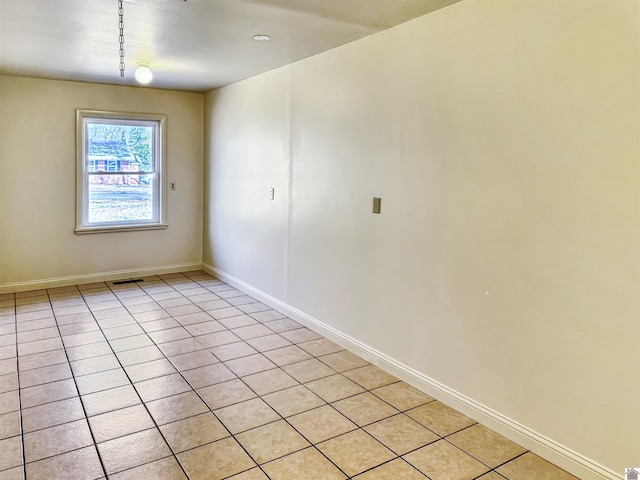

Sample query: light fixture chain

[118,0,125,77]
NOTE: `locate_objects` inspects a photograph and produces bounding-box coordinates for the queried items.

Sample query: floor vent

[112,278,144,285]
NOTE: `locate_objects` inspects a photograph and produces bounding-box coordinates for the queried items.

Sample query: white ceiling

[0,0,461,92]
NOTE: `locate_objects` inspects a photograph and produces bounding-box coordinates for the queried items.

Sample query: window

[76,110,167,233]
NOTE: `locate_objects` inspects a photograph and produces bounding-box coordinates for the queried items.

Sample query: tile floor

[0,271,580,480]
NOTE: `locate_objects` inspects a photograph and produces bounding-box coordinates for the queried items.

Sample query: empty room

[0,0,638,479]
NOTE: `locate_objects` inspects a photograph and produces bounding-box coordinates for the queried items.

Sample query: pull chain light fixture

[117,0,153,84]
[118,0,125,77]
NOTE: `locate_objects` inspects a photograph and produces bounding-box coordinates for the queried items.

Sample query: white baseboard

[203,263,617,480]
[0,262,203,294]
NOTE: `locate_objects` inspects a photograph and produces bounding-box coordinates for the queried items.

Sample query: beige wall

[204,0,640,476]
[0,76,204,288]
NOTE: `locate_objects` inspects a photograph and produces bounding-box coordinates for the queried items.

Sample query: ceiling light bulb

[135,63,153,84]
[253,34,271,41]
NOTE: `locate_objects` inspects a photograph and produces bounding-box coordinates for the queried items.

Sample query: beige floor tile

[22,396,85,432]
[109,457,188,480]
[343,365,399,390]
[169,349,219,371]
[0,373,16,394]
[215,314,257,328]
[353,458,428,479]
[317,430,395,477]
[146,391,209,425]
[88,404,155,443]
[0,436,22,471]
[364,414,440,455]
[332,392,399,426]
[237,419,310,464]
[246,334,292,352]
[283,358,337,383]
[140,317,181,332]
[297,338,344,356]
[198,379,257,409]
[196,331,243,349]
[135,373,191,402]
[157,337,205,357]
[262,447,346,480]
[25,445,103,480]
[20,378,78,408]
[125,358,177,382]
[0,411,21,440]
[18,349,66,371]
[98,428,171,475]
[178,437,256,480]
[181,362,236,388]
[250,310,286,323]
[318,350,370,372]
[109,334,154,353]
[215,398,281,434]
[16,327,59,344]
[371,382,434,411]
[403,440,489,480]
[406,401,476,436]
[208,307,245,320]
[241,368,298,395]
[71,354,121,376]
[148,327,192,344]
[173,311,218,326]
[60,331,104,348]
[262,318,301,333]
[497,452,579,480]
[448,424,526,468]
[24,419,93,462]
[231,324,273,340]
[184,320,227,336]
[76,368,130,395]
[102,324,144,340]
[224,354,278,377]
[115,345,164,366]
[82,384,141,417]
[287,405,357,444]
[227,467,270,479]
[235,301,268,312]
[262,345,312,366]
[65,342,112,361]
[0,390,18,415]
[280,327,322,344]
[305,374,365,403]
[262,385,325,417]
[160,412,229,453]
[210,341,258,361]
[478,474,508,480]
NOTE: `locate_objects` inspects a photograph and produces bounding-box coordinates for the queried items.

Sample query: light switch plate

[373,197,381,214]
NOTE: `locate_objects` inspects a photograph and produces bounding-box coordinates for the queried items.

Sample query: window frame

[75,109,168,234]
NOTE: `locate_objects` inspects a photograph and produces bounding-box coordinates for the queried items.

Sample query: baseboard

[202,263,617,480]
[0,262,203,294]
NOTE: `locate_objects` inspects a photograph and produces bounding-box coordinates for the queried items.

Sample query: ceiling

[0,0,461,92]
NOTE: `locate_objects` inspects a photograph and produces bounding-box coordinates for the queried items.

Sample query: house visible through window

[76,110,167,233]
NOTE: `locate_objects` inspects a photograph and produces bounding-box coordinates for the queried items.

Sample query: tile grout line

[47,286,110,480]
[79,278,192,480]
[111,274,278,480]
[12,292,28,480]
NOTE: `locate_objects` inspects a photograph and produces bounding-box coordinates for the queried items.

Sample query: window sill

[75,224,168,235]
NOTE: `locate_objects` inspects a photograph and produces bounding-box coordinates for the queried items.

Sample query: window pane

[88,175,155,223]
[87,123,153,173]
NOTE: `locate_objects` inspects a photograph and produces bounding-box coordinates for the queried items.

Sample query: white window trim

[75,109,168,234]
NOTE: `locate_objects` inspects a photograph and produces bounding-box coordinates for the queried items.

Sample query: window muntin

[76,110,167,233]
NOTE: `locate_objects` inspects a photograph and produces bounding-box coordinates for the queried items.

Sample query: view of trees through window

[86,122,155,223]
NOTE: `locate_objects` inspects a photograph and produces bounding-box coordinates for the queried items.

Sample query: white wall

[0,76,204,289]
[204,0,640,477]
